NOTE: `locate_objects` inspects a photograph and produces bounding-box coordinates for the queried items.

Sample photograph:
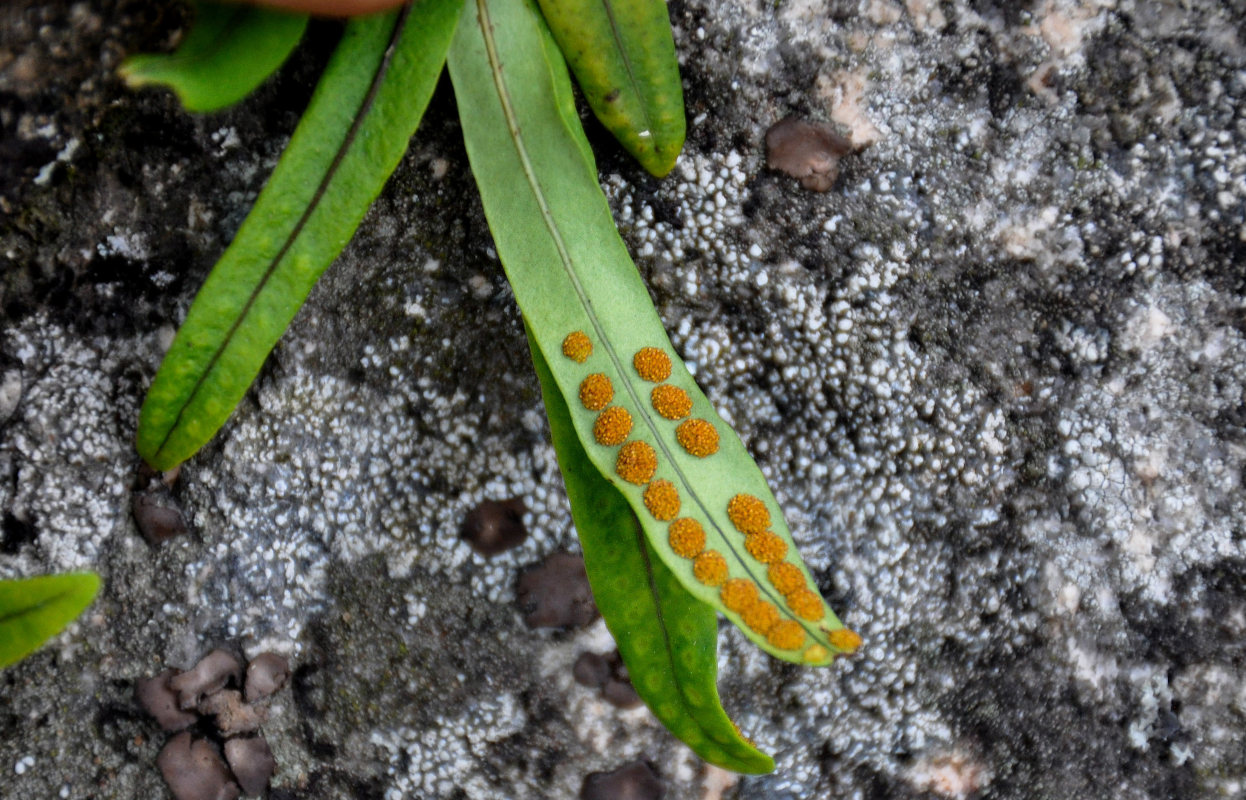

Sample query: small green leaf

[530,329,774,773]
[448,0,860,665]
[136,0,463,470]
[534,0,685,175]
[119,1,309,113]
[0,572,101,669]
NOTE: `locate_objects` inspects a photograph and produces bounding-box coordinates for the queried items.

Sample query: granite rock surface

[1,1,1244,798]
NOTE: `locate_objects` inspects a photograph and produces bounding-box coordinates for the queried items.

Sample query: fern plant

[123,0,860,773]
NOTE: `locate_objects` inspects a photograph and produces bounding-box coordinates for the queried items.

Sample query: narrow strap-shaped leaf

[448,0,861,665]
[530,328,774,773]
[0,573,101,669]
[119,1,309,113]
[136,0,463,470]
[533,0,685,176]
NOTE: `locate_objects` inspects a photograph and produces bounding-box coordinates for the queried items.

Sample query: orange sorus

[766,620,805,650]
[719,578,760,614]
[744,531,788,564]
[633,347,672,382]
[562,331,592,362]
[593,406,632,446]
[692,550,728,586]
[643,479,680,521]
[726,494,770,535]
[785,588,825,621]
[578,373,613,411]
[615,440,657,484]
[668,518,706,558]
[676,418,719,457]
[650,384,692,420]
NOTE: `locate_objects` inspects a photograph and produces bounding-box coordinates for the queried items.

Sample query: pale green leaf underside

[534,0,685,176]
[136,0,462,470]
[448,0,857,664]
[119,1,308,113]
[530,328,773,773]
[0,573,101,669]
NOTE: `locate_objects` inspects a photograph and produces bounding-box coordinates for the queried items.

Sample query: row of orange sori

[561,330,816,651]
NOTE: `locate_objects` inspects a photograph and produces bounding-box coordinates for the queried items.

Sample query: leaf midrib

[476,0,823,646]
[150,3,414,464]
[0,589,81,628]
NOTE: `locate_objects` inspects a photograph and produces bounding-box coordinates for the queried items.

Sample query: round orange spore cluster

[633,347,672,382]
[676,418,719,457]
[719,578,759,614]
[692,550,728,586]
[785,588,825,621]
[766,620,806,651]
[650,384,692,420]
[615,440,657,484]
[726,494,770,535]
[668,518,705,558]
[767,562,805,595]
[562,331,592,362]
[643,480,681,521]
[828,628,863,653]
[744,531,788,564]
[578,373,613,411]
[742,601,780,636]
[593,406,633,446]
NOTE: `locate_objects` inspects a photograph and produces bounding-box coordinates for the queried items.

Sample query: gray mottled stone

[2,1,1244,799]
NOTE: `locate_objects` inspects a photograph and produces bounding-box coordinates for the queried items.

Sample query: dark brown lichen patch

[244,652,290,703]
[572,650,642,709]
[168,649,243,711]
[224,737,276,796]
[765,116,854,192]
[135,669,197,732]
[580,760,666,800]
[516,552,599,629]
[459,497,528,557]
[132,490,187,544]
[573,651,613,688]
[199,689,266,736]
[156,732,240,800]
[132,463,188,544]
[139,650,291,799]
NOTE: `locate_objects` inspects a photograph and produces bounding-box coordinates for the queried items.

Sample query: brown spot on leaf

[765,116,854,192]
